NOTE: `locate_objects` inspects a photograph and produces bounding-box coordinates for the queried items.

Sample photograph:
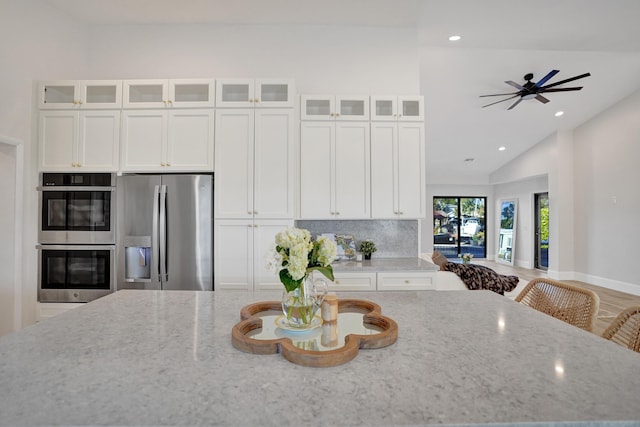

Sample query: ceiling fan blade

[535,94,550,104]
[481,94,520,108]
[505,80,524,90]
[541,87,583,93]
[507,98,523,110]
[479,92,519,98]
[541,73,591,90]
[534,70,559,87]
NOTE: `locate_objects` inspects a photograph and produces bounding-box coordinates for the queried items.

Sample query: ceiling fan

[480,70,591,110]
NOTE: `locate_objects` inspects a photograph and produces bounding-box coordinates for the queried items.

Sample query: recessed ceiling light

[449,35,461,41]
[498,146,506,151]
[464,158,474,162]
[555,111,564,117]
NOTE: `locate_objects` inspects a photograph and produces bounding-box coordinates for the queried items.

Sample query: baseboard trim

[573,272,640,297]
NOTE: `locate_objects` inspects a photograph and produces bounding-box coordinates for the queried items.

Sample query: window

[433,197,487,259]
[534,192,549,270]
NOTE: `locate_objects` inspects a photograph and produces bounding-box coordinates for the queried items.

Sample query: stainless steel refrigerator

[117,174,213,291]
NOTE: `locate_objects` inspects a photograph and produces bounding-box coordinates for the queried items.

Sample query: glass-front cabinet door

[169,79,215,108]
[336,96,369,120]
[256,79,293,108]
[123,79,215,108]
[216,79,293,108]
[370,96,398,121]
[371,96,424,121]
[39,80,122,109]
[301,95,369,120]
[123,80,168,108]
[301,95,334,120]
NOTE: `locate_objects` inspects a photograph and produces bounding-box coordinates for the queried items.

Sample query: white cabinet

[301,95,369,120]
[216,79,294,108]
[123,79,215,108]
[300,121,370,219]
[39,80,122,109]
[37,302,84,321]
[120,109,214,172]
[315,270,436,291]
[214,109,294,219]
[370,96,424,121]
[370,122,425,218]
[376,272,435,291]
[214,219,292,290]
[323,272,377,291]
[39,110,120,171]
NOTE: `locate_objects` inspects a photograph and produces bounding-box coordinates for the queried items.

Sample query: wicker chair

[601,306,640,352]
[515,278,600,332]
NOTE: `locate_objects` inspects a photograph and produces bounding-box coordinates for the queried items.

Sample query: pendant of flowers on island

[266,227,338,292]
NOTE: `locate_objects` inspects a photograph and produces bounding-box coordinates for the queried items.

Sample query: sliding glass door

[534,192,549,270]
[433,197,486,259]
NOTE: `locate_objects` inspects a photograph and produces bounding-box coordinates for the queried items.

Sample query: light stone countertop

[331,257,439,272]
[1,289,640,426]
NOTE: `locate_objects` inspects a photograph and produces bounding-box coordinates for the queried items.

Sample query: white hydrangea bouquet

[266,227,337,292]
[459,253,474,264]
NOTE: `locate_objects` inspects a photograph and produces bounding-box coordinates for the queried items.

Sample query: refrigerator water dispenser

[124,236,151,282]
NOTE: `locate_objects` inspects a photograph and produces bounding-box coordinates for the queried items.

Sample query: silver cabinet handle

[152,185,161,281]
[159,184,168,282]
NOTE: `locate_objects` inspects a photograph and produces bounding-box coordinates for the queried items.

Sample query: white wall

[489,131,575,278]
[572,89,640,294]
[490,89,640,295]
[0,0,89,331]
[86,24,420,94]
[493,176,548,269]
[0,141,17,335]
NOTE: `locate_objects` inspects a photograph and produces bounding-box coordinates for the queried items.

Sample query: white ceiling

[44,0,640,182]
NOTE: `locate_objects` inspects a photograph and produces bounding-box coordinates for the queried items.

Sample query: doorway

[433,197,486,259]
[534,192,549,270]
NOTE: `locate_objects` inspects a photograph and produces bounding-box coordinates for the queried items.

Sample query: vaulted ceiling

[44,0,640,183]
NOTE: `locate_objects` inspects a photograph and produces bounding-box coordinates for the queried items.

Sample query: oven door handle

[159,184,168,282]
[37,186,115,192]
[152,185,161,282]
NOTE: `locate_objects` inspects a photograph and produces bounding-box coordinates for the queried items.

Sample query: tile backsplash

[295,219,419,258]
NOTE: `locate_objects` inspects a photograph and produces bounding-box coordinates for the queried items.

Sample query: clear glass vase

[281,276,328,328]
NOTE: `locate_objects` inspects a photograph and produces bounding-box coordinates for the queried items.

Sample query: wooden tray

[231,298,398,367]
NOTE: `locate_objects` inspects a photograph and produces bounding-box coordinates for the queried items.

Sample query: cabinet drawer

[317,272,376,291]
[377,272,435,291]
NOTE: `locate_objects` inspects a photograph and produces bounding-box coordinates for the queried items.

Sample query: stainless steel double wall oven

[37,172,116,302]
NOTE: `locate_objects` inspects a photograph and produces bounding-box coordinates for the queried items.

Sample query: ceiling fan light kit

[480,70,591,110]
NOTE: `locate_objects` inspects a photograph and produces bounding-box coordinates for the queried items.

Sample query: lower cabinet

[376,272,436,291]
[315,271,436,291]
[37,302,84,321]
[214,219,292,291]
[319,272,377,291]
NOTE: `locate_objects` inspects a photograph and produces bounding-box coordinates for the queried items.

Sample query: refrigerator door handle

[159,184,168,282]
[152,185,160,281]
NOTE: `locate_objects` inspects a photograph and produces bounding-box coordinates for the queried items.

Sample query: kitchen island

[330,257,438,272]
[1,289,639,426]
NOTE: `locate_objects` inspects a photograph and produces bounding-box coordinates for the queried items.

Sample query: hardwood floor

[474,260,640,336]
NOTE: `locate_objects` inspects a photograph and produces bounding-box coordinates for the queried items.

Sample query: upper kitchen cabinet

[300,121,370,219]
[123,79,215,108]
[120,109,214,172]
[39,80,122,109]
[39,110,120,171]
[216,79,294,108]
[300,95,369,121]
[370,121,425,218]
[214,108,294,219]
[370,96,424,121]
